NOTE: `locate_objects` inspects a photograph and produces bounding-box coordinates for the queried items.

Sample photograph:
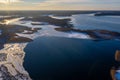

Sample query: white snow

[0,16,11,18]
[0,17,24,25]
[68,32,90,39]
[0,43,31,80]
[11,20,91,39]
[0,16,91,40]
[49,15,71,19]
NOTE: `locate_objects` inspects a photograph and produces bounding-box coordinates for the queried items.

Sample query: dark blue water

[24,37,120,80]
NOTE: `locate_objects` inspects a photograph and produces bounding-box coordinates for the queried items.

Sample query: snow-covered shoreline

[0,43,31,80]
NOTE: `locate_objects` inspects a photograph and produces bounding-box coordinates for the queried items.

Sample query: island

[55,28,120,40]
[94,11,120,16]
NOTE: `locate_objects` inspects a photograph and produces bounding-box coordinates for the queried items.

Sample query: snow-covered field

[0,43,31,80]
[12,20,91,40]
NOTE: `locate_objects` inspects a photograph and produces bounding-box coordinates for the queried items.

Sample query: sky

[0,0,120,10]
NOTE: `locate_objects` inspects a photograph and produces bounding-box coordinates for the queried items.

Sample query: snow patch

[49,15,71,19]
[0,43,31,80]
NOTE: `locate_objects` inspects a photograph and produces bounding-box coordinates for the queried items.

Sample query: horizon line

[0,10,120,11]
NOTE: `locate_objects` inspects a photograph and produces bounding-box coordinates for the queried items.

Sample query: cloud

[0,0,120,10]
[38,0,120,4]
[36,0,88,4]
[33,0,85,7]
[0,0,23,4]
[34,0,120,7]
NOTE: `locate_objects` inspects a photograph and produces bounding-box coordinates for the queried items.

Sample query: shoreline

[0,43,31,80]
